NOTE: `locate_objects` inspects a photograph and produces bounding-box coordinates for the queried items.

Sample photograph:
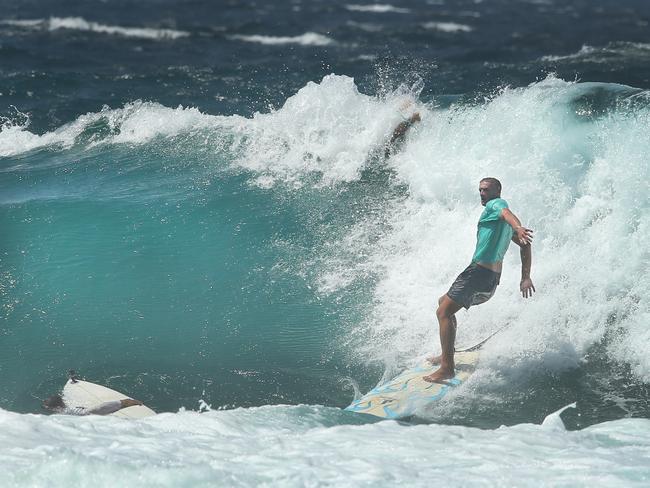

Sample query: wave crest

[1,17,190,40]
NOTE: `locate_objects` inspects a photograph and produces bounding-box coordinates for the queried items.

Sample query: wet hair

[480,177,502,194]
[43,394,65,410]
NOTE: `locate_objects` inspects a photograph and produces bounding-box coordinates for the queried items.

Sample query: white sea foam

[233,74,421,186]
[423,21,474,33]
[542,42,650,62]
[0,112,94,157]
[0,101,227,157]
[230,32,334,46]
[0,17,190,40]
[1,19,43,27]
[541,44,598,62]
[1,405,649,486]
[541,402,576,430]
[345,4,411,14]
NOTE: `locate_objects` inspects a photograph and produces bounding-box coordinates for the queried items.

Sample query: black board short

[447,263,501,309]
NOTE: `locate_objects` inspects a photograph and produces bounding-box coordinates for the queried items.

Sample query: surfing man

[42,394,143,416]
[424,177,535,383]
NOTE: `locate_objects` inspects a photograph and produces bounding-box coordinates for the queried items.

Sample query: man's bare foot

[423,367,455,383]
[425,354,442,365]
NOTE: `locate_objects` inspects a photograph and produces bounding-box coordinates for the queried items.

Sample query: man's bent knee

[436,305,455,321]
[436,294,462,320]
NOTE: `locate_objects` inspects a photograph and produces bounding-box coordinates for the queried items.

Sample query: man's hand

[515,226,533,246]
[520,277,535,298]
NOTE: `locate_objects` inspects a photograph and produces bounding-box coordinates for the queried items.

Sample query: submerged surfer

[385,111,421,159]
[42,394,143,416]
[424,177,535,383]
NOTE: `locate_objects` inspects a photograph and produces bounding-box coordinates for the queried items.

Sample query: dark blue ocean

[1,1,650,486]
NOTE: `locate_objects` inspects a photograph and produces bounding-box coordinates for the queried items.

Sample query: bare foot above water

[423,367,455,383]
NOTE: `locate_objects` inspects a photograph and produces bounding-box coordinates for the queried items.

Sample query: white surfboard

[345,350,480,419]
[63,378,156,419]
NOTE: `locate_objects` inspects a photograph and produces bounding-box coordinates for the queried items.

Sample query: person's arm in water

[501,207,535,298]
[389,112,421,145]
[88,398,143,415]
[384,112,421,159]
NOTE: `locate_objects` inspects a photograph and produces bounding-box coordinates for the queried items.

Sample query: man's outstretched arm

[501,207,535,297]
[501,208,533,245]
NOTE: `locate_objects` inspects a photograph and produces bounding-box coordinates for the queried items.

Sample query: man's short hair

[480,177,502,193]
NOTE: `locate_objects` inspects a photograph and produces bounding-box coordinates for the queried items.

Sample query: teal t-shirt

[472,198,513,264]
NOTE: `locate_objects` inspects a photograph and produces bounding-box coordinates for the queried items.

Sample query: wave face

[2,75,649,423]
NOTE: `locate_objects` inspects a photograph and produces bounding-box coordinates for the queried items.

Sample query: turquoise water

[2,139,392,412]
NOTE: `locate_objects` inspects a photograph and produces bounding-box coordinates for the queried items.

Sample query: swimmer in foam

[385,111,421,159]
[424,177,535,383]
[42,394,143,416]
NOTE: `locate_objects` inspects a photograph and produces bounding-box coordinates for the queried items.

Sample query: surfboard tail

[455,324,510,352]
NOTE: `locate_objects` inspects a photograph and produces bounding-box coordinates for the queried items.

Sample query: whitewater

[2,404,649,487]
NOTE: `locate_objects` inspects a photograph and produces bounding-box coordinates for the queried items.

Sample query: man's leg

[424,294,462,382]
[426,295,458,364]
